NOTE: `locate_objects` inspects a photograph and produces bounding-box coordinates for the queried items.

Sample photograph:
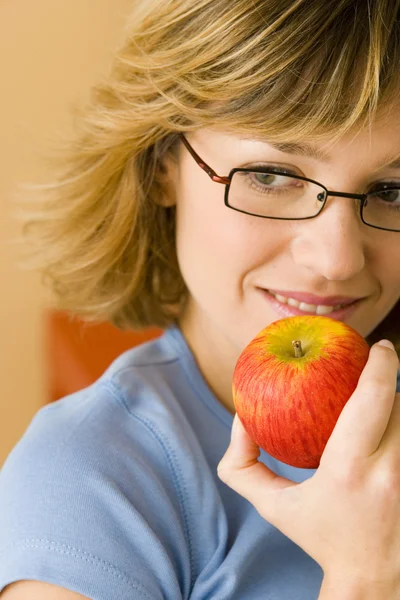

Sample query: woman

[1,0,400,598]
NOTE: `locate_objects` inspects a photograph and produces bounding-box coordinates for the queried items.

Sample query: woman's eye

[373,189,400,203]
[369,182,400,202]
[253,170,298,187]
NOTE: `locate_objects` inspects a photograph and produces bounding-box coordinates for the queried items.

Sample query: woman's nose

[291,196,366,281]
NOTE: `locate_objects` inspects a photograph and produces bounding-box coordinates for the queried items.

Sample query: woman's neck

[178,310,239,415]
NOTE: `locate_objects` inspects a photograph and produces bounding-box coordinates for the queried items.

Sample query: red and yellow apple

[232,315,370,468]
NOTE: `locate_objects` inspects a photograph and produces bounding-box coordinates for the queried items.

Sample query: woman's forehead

[203,115,400,148]
[192,120,400,173]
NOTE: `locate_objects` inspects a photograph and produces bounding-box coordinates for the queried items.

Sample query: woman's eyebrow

[239,136,400,170]
[268,141,330,162]
[381,156,400,169]
[275,145,400,170]
[369,153,400,173]
[239,136,331,162]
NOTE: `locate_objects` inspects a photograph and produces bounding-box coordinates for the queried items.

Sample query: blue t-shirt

[1,324,399,599]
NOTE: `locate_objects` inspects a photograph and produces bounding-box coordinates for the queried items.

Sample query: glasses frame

[179,134,400,233]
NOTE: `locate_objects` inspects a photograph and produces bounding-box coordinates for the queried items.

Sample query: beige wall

[0,0,134,465]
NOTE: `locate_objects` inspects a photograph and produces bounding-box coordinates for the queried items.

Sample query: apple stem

[292,340,304,358]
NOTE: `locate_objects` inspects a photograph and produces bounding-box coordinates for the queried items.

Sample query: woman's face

[169,118,400,407]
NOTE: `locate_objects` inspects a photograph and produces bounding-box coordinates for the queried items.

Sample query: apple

[232,315,370,468]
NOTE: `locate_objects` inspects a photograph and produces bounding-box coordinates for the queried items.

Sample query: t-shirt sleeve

[0,382,190,600]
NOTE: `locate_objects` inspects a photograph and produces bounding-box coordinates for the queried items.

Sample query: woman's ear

[154,151,179,208]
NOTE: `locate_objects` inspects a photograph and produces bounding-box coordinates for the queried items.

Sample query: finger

[217,414,296,521]
[322,340,399,462]
[377,392,400,454]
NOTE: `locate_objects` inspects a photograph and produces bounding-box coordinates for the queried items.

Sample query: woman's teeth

[270,292,348,315]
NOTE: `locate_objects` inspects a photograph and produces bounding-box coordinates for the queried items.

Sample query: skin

[164,120,400,414]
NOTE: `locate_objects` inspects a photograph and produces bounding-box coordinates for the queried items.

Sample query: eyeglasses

[180,134,400,233]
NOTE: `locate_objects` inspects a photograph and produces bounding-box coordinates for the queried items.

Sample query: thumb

[217,414,297,521]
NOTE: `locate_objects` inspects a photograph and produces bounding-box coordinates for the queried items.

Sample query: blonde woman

[1,0,400,598]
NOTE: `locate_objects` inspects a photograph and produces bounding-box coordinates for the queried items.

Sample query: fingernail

[377,339,395,351]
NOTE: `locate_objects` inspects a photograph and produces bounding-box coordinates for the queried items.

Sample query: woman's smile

[258,288,366,321]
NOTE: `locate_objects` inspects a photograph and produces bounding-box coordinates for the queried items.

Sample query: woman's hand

[217,339,400,596]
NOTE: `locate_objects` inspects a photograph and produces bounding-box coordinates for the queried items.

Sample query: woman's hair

[16,0,399,352]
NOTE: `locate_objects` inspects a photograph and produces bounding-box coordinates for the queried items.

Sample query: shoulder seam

[108,356,181,381]
[5,538,157,599]
[102,379,195,594]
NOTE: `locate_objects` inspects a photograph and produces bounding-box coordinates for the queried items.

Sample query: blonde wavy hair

[16,0,400,353]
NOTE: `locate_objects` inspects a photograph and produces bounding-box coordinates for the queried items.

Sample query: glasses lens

[228,170,327,219]
[363,188,400,231]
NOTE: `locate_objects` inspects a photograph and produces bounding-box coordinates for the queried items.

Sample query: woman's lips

[266,289,363,307]
[260,289,362,321]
